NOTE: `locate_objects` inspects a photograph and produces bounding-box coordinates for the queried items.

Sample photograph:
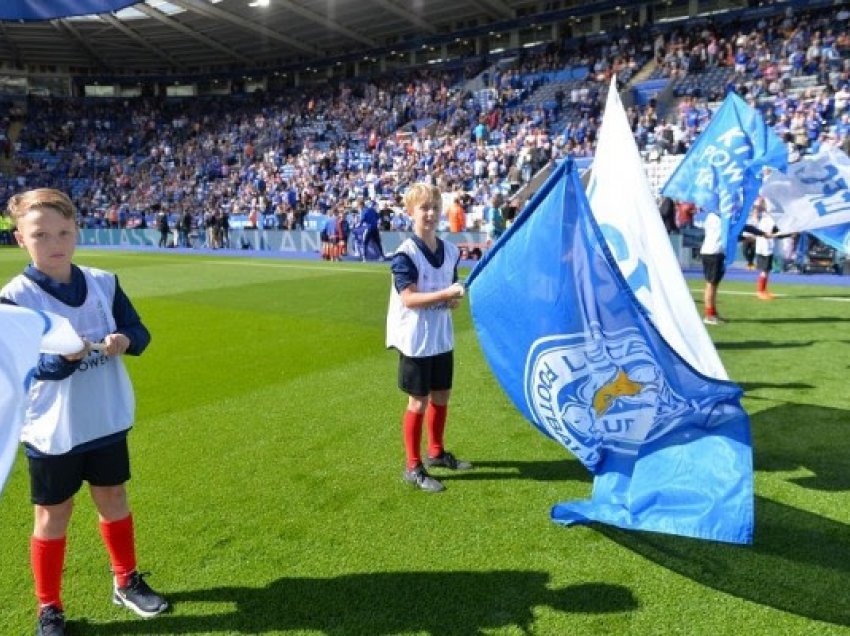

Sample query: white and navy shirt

[755,212,778,256]
[1,265,150,456]
[700,212,724,255]
[386,236,459,358]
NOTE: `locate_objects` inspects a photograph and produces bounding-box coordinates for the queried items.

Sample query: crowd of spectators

[647,3,850,157]
[0,2,848,237]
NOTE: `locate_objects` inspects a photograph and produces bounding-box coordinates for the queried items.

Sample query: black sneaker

[36,605,65,636]
[425,450,473,470]
[403,463,445,492]
[113,571,169,618]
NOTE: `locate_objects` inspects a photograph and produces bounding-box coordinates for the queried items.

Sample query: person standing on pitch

[700,209,728,325]
[701,206,771,325]
[754,197,779,300]
[1,189,168,636]
[386,183,472,493]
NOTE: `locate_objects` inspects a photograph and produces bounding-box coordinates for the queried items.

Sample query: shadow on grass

[714,340,815,351]
[438,459,591,483]
[82,572,636,635]
[595,403,850,627]
[740,381,814,392]
[753,403,850,491]
[597,496,850,627]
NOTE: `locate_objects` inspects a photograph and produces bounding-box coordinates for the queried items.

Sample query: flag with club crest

[466,157,753,544]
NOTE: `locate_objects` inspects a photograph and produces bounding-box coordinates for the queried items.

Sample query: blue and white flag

[588,79,727,380]
[662,92,787,266]
[467,159,754,544]
[762,149,850,254]
[0,306,84,496]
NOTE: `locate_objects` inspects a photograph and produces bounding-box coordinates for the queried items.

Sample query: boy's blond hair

[403,183,441,213]
[8,188,76,223]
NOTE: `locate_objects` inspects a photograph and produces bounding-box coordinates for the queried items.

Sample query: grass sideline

[0,248,849,635]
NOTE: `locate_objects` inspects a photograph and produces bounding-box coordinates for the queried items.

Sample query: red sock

[31,536,66,611]
[427,403,448,459]
[757,273,767,292]
[402,410,424,470]
[99,514,137,588]
[705,306,716,318]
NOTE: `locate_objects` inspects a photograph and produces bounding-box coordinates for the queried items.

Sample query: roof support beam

[50,19,113,71]
[100,13,185,71]
[366,0,437,34]
[268,0,377,48]
[465,0,515,21]
[135,2,253,66]
[0,22,23,67]
[167,0,322,56]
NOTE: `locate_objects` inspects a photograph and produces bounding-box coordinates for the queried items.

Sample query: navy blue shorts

[702,253,725,284]
[28,437,130,506]
[398,350,453,397]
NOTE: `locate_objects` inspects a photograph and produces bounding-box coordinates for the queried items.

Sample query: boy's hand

[102,333,131,357]
[447,282,465,300]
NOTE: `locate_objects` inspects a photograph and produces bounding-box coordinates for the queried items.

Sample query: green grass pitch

[1,248,849,635]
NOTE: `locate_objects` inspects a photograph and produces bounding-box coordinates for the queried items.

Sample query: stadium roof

[0,0,646,77]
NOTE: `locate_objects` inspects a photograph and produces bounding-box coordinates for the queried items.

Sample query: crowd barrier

[75,227,722,268]
[77,228,491,258]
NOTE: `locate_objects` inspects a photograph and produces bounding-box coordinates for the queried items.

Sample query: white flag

[587,78,728,380]
[762,148,850,234]
[0,306,84,496]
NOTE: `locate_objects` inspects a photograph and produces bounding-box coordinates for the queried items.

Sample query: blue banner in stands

[0,1,139,21]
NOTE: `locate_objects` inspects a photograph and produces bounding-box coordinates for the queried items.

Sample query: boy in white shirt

[1,189,167,636]
[386,183,471,492]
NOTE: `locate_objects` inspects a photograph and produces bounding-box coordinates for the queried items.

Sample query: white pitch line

[718,290,850,302]
[719,290,788,298]
[689,288,850,302]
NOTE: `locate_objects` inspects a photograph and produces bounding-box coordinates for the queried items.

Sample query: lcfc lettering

[532,360,583,455]
[535,361,560,426]
[78,353,108,372]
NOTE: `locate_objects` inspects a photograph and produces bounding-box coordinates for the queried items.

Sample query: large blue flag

[662,92,787,266]
[467,160,753,544]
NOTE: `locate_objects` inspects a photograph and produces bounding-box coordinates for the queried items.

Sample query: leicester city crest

[523,324,691,470]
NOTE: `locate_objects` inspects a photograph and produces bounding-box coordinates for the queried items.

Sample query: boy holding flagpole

[386,183,471,493]
[1,188,167,636]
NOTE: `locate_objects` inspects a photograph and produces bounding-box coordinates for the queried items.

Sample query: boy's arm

[741,223,767,237]
[35,354,83,381]
[391,252,464,309]
[399,282,465,309]
[111,277,151,356]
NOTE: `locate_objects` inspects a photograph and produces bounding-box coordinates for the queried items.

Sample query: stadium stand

[0,0,848,238]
